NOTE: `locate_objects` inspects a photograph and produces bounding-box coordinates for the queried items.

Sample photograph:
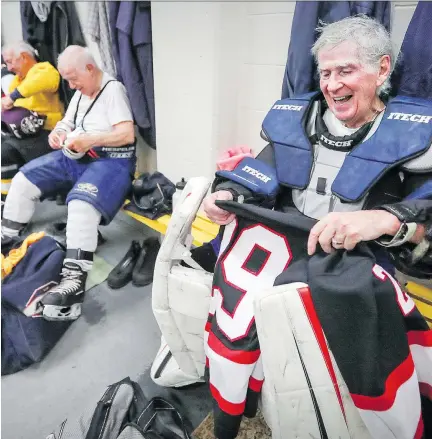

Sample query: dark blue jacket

[391,2,432,99]
[109,1,156,149]
[281,1,391,98]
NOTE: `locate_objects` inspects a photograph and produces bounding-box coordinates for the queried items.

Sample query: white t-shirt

[56,72,133,140]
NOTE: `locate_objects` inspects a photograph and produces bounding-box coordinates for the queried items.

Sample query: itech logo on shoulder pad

[387,112,432,123]
[242,165,272,183]
[272,104,303,111]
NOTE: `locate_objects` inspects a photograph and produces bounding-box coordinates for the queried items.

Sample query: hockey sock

[66,199,102,254]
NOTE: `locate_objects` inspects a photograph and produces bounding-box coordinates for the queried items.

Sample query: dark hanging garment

[281,1,391,98]
[109,1,156,149]
[391,1,432,99]
[20,1,86,106]
[20,1,53,63]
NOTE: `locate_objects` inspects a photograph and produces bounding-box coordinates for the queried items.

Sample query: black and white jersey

[205,204,313,439]
[206,202,432,439]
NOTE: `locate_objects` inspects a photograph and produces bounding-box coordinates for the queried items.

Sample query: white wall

[1,1,419,184]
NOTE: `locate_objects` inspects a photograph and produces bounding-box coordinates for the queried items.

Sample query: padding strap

[2,218,27,230]
[65,248,94,262]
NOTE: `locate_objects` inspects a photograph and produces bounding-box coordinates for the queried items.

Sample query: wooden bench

[122,200,219,247]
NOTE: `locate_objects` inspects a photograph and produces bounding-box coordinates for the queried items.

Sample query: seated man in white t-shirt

[1,45,136,321]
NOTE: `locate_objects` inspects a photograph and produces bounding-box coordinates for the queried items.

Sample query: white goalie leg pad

[152,177,213,386]
[151,335,206,388]
[151,266,212,387]
[254,283,372,439]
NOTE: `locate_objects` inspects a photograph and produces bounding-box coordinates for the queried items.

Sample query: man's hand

[203,191,235,225]
[307,210,401,255]
[66,135,95,153]
[1,95,13,111]
[48,130,67,149]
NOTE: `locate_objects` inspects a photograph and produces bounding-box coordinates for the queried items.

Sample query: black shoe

[107,240,141,289]
[132,237,161,286]
[42,260,88,321]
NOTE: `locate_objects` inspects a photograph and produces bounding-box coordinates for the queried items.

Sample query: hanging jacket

[20,1,86,106]
[281,1,391,98]
[391,1,432,99]
[86,1,116,77]
[109,1,156,149]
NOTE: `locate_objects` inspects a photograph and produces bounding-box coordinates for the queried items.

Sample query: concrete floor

[1,200,212,439]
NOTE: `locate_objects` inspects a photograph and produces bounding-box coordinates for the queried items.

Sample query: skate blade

[42,303,82,321]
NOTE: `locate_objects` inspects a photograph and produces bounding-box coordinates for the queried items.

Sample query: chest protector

[262,93,432,202]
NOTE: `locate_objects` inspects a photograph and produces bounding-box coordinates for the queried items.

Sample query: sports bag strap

[84,377,147,439]
[128,379,148,416]
[136,396,192,439]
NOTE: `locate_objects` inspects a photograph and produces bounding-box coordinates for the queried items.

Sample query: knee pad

[8,172,42,200]
[2,172,42,227]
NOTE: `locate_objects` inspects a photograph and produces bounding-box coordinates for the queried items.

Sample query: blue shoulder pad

[216,157,278,197]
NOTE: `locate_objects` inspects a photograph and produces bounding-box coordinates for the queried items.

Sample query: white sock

[66,199,102,254]
[3,172,42,224]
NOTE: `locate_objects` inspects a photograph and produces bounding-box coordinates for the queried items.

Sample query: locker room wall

[1,1,419,183]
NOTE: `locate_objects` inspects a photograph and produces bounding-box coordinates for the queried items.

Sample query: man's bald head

[57,45,98,72]
[57,46,103,97]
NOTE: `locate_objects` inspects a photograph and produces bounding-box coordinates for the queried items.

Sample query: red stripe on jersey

[207,331,260,365]
[205,321,212,332]
[210,383,245,416]
[408,329,432,347]
[414,414,424,439]
[351,353,415,411]
[248,376,264,392]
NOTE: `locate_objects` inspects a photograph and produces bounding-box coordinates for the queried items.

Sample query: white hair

[2,41,36,59]
[57,45,99,72]
[311,15,396,95]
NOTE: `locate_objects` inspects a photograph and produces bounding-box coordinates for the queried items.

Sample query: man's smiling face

[318,40,387,128]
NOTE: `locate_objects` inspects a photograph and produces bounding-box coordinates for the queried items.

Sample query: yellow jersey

[9,62,64,130]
